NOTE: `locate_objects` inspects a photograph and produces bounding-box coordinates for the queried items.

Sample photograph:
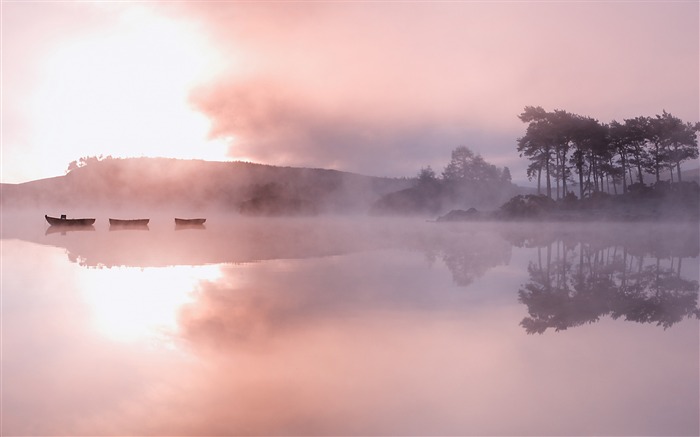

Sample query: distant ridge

[1,157,413,214]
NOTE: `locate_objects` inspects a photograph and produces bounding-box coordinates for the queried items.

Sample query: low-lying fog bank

[3,209,698,270]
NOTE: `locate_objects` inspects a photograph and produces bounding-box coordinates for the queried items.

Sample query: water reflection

[80,264,221,342]
[45,224,95,236]
[409,226,512,286]
[28,218,399,267]
[9,216,700,335]
[174,223,206,231]
[108,224,149,231]
[502,224,700,333]
[2,217,698,435]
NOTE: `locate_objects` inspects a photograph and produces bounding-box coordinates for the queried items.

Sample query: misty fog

[2,151,698,436]
[1,153,698,436]
[2,207,698,435]
[4,1,699,434]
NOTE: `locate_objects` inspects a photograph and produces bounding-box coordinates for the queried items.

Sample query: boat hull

[174,218,206,225]
[109,218,150,226]
[45,215,96,226]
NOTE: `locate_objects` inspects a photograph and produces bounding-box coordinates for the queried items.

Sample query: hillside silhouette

[1,157,412,214]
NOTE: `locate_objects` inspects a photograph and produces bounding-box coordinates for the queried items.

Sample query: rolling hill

[1,157,412,214]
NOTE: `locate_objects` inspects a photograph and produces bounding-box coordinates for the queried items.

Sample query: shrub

[500,195,556,217]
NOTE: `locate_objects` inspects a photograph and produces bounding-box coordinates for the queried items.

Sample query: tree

[441,146,501,184]
[613,117,649,185]
[517,106,555,198]
[550,109,576,199]
[655,111,699,182]
[644,115,667,183]
[608,120,631,193]
[470,155,501,182]
[568,114,607,198]
[501,166,512,183]
[519,108,597,200]
[416,166,437,185]
[442,146,476,181]
[65,155,112,174]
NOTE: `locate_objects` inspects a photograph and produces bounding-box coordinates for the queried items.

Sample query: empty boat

[45,214,96,226]
[174,218,206,225]
[109,218,150,226]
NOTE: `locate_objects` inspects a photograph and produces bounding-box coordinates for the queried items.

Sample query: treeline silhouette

[439,108,699,221]
[517,106,699,200]
[501,225,700,334]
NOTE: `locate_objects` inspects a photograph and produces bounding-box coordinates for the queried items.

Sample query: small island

[437,184,699,222]
[380,107,699,222]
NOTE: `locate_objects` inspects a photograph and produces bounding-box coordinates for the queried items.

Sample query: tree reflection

[441,237,511,286]
[514,226,699,334]
[411,227,512,287]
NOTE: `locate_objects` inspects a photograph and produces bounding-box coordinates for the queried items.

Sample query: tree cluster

[417,146,512,187]
[413,146,515,211]
[517,106,699,200]
[66,154,114,173]
[372,147,515,215]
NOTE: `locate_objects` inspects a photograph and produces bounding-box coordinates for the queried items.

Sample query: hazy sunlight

[27,5,229,180]
[79,264,223,344]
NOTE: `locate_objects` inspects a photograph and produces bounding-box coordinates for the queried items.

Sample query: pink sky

[2,1,698,184]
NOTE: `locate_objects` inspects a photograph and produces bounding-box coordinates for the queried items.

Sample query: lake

[2,213,698,435]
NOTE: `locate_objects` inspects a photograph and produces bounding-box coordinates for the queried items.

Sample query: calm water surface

[2,214,698,435]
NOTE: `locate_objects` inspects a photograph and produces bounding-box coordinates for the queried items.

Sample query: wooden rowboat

[109,218,150,226]
[174,218,206,225]
[45,214,96,226]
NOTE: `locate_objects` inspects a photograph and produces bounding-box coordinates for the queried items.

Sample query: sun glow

[27,5,230,180]
[79,264,223,344]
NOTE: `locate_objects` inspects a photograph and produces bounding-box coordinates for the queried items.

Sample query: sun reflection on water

[78,264,223,344]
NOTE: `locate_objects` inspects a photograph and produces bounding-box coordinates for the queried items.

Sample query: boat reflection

[109,224,150,231]
[175,223,206,231]
[45,224,95,236]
